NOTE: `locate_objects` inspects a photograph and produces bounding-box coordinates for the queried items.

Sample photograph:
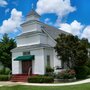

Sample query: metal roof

[43,24,69,39]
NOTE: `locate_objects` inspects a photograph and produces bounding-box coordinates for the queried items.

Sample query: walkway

[0,79,90,87]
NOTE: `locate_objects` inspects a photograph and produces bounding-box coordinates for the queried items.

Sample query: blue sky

[0,0,90,41]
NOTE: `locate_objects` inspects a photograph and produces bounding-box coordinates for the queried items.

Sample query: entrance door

[22,61,32,74]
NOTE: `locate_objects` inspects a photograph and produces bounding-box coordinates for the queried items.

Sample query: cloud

[44,18,53,25]
[60,20,84,36]
[36,0,76,23]
[0,8,23,34]
[59,20,90,42]
[81,26,90,42]
[5,8,10,14]
[44,18,50,23]
[0,0,8,7]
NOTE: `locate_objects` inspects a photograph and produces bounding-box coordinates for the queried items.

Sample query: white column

[12,52,22,74]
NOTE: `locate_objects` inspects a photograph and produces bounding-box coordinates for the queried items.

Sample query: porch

[11,55,34,82]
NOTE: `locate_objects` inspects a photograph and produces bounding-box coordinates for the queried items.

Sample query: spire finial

[32,3,34,9]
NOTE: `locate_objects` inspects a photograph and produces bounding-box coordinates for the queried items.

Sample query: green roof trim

[14,55,34,61]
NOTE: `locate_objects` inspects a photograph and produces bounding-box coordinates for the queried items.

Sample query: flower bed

[54,69,76,82]
[56,69,76,79]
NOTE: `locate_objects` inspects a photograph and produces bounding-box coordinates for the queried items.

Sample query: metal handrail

[8,71,12,79]
[28,67,31,77]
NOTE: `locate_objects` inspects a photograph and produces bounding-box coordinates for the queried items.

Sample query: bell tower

[26,4,41,21]
[21,4,42,33]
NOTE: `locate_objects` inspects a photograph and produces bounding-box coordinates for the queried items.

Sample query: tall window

[23,51,30,56]
[61,60,64,69]
[47,55,50,66]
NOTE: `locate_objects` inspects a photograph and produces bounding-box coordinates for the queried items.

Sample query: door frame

[22,60,32,74]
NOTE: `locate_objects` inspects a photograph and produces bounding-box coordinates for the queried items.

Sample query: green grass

[0,83,90,90]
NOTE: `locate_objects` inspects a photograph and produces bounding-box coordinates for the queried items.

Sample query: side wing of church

[11,9,68,75]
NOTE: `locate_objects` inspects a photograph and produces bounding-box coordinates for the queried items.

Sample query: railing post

[28,67,31,77]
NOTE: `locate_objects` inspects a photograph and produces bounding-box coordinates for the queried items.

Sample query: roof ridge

[27,9,40,17]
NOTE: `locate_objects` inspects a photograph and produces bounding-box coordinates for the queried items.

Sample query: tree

[0,34,16,69]
[54,34,88,69]
[81,38,90,48]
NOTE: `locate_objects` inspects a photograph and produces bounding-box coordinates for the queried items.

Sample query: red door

[22,61,32,74]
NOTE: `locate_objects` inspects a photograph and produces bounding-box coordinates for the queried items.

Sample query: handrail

[8,71,12,79]
[28,67,31,77]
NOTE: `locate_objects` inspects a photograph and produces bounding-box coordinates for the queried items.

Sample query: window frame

[47,55,50,67]
[23,51,30,56]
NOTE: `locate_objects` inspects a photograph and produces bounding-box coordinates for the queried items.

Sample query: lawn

[0,83,90,90]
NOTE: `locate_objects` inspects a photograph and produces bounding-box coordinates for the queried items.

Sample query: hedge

[28,75,54,83]
[0,75,10,81]
[74,66,88,79]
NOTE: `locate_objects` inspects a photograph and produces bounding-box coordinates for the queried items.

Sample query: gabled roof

[27,9,40,17]
[43,24,69,39]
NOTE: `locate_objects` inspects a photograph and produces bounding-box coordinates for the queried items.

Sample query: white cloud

[81,26,90,42]
[36,0,76,23]
[36,0,90,41]
[0,8,23,34]
[0,0,8,7]
[60,20,84,36]
[44,18,50,23]
[59,20,90,42]
[5,8,10,14]
[44,18,53,25]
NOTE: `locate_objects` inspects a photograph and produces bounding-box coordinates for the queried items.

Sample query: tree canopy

[54,34,89,69]
[0,34,16,69]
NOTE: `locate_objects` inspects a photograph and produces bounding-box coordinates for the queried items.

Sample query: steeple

[26,4,41,21]
[27,9,40,18]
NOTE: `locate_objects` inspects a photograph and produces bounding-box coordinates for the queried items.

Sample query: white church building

[11,9,68,75]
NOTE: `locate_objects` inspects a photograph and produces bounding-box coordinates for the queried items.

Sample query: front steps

[11,74,29,82]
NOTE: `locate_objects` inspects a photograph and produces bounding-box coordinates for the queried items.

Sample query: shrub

[85,66,90,75]
[4,68,11,75]
[86,59,90,68]
[28,75,54,83]
[0,75,9,81]
[74,66,88,79]
[86,58,90,75]
[46,66,54,73]
[45,67,54,78]
[56,69,76,79]
[45,72,56,78]
[0,67,11,75]
[0,67,5,74]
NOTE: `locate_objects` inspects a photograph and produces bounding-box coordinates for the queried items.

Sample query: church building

[11,9,68,75]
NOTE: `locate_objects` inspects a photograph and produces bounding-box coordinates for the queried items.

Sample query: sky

[0,0,90,41]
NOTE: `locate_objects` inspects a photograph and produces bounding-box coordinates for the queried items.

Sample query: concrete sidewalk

[0,82,19,87]
[0,79,90,87]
